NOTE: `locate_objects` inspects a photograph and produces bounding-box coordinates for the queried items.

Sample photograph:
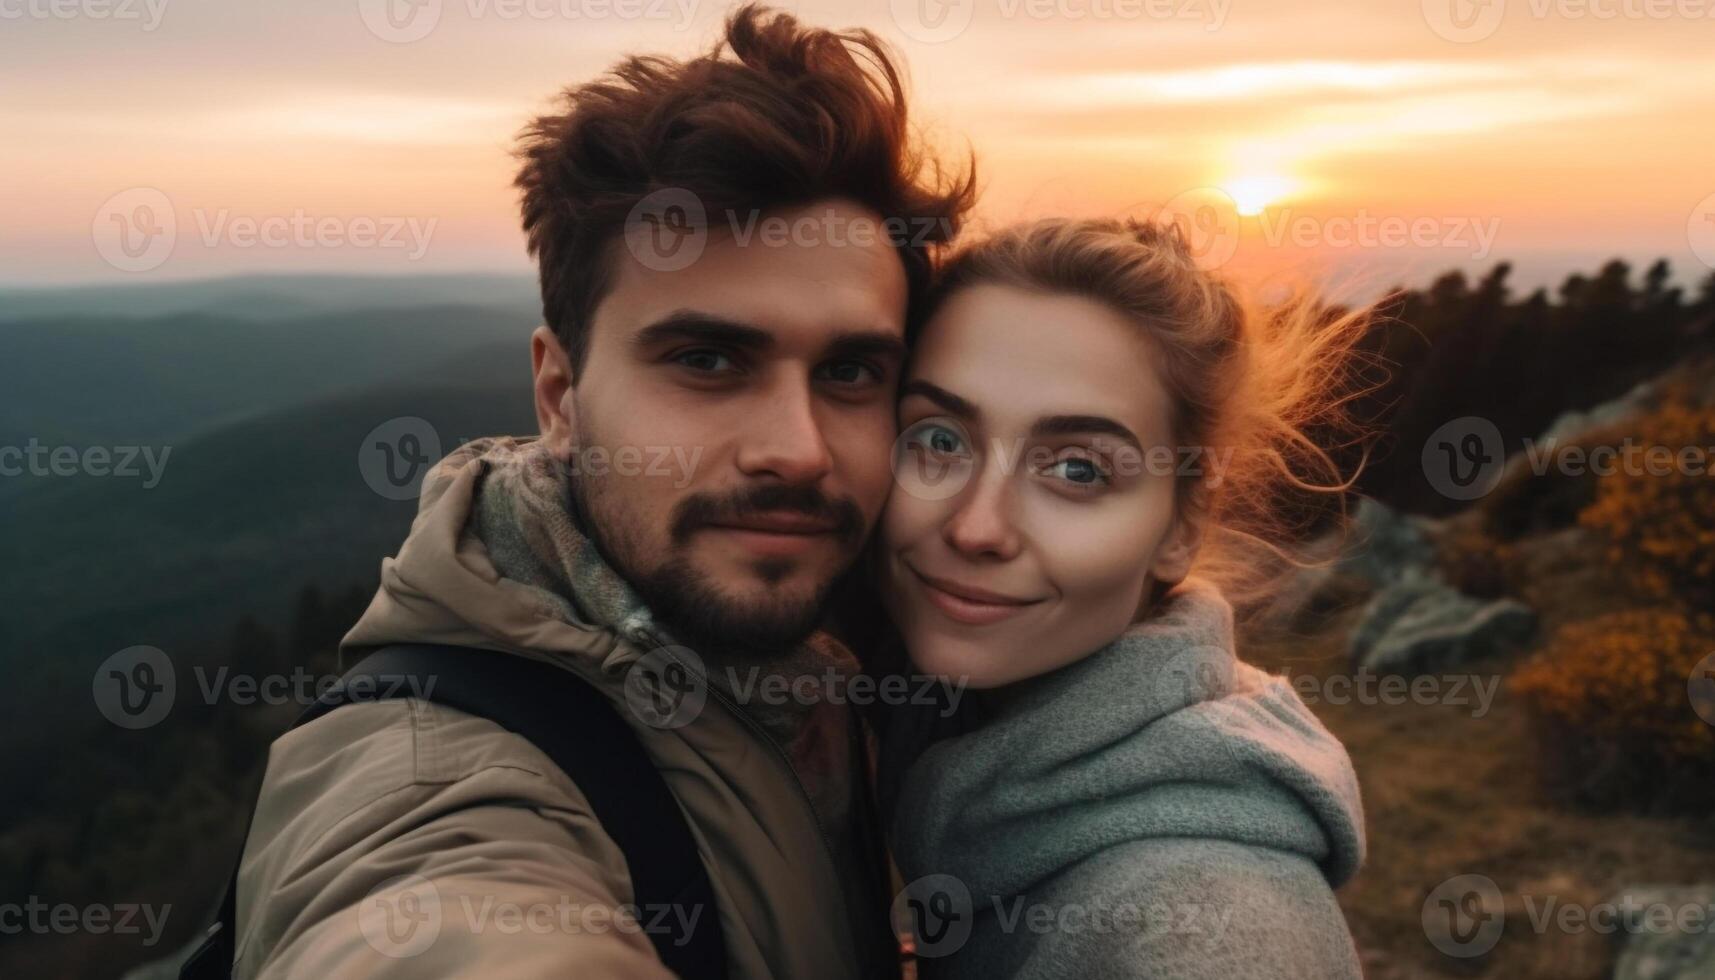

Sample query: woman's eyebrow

[902,381,1143,450]
[1030,414,1143,451]
[900,379,981,422]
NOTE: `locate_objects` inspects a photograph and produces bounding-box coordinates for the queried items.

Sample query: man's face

[533,198,909,656]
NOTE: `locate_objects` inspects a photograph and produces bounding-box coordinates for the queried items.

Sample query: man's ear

[531,325,577,454]
[1149,481,1209,586]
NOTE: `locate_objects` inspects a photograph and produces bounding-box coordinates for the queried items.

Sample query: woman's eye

[673,349,734,373]
[902,420,969,457]
[1043,455,1111,487]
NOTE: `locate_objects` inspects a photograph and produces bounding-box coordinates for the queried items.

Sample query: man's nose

[733,378,835,485]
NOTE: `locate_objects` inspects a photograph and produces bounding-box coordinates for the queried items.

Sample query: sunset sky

[4,0,1713,298]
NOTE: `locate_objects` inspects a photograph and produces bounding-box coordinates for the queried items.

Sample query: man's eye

[673,349,735,373]
[818,359,882,385]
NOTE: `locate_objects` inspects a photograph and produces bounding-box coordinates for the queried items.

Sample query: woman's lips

[908,563,1044,626]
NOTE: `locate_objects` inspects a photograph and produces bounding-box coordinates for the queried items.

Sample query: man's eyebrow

[827,331,908,364]
[1030,414,1144,452]
[631,310,775,352]
[632,311,906,363]
[900,379,981,421]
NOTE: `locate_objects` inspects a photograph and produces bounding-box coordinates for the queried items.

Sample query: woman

[875,217,1370,978]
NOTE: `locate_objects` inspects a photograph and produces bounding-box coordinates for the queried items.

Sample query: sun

[1223,174,1297,217]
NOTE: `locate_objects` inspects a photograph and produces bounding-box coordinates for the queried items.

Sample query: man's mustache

[672,484,864,546]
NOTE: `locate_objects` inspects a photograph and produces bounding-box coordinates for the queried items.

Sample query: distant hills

[0,272,537,321]
[0,292,539,456]
[0,275,539,751]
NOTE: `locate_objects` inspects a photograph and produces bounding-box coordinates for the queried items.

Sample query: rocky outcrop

[1536,377,1659,446]
[1611,885,1715,980]
[1346,570,1536,676]
[1337,499,1537,676]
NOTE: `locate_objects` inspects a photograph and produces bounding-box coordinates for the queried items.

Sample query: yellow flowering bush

[1577,394,1715,609]
[1509,609,1715,809]
[1510,394,1715,810]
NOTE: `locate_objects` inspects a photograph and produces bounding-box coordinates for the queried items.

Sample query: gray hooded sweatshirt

[884,578,1366,980]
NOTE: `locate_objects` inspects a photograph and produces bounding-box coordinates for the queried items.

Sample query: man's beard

[565,457,865,662]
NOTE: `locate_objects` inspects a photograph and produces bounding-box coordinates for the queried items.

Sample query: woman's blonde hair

[930,217,1376,610]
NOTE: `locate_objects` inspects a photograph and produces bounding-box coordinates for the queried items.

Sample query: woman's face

[878,283,1201,688]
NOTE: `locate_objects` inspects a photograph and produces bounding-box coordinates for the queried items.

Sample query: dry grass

[1244,604,1715,979]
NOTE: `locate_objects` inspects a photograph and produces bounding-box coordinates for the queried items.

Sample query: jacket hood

[889,578,1366,899]
[341,436,637,677]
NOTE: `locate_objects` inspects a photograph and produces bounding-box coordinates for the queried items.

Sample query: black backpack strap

[182,642,727,979]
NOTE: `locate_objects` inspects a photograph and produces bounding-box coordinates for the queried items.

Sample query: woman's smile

[905,560,1047,626]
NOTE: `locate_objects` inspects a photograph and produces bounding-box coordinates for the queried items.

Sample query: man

[231,5,972,978]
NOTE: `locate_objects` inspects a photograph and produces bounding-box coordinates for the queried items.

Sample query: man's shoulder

[250,697,593,859]
[233,699,653,975]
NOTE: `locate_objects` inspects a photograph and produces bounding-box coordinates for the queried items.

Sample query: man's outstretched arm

[232,697,681,979]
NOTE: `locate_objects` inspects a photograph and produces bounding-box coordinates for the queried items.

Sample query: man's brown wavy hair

[514,3,976,380]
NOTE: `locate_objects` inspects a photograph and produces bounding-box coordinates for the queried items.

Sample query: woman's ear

[1149,481,1209,586]
[531,325,577,454]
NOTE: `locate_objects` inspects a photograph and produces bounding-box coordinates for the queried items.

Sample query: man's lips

[703,511,841,535]
[700,511,842,558]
